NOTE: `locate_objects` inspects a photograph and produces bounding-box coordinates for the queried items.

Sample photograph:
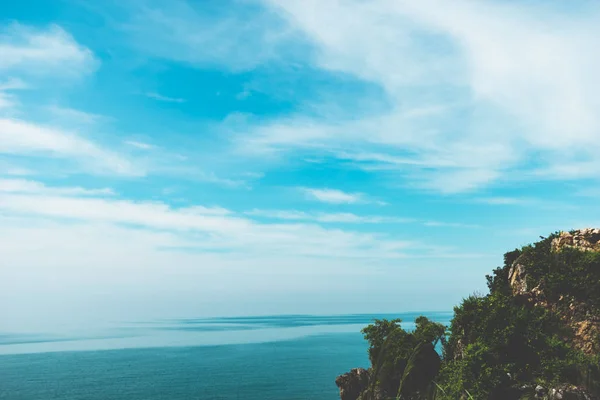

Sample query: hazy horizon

[3,0,600,335]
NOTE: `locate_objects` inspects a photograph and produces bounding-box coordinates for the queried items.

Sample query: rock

[508,229,600,355]
[335,368,370,400]
[547,385,597,400]
[550,388,564,400]
[519,384,597,400]
[553,231,575,251]
[509,261,528,295]
[536,385,548,398]
[574,320,600,354]
[356,387,388,400]
[552,229,600,252]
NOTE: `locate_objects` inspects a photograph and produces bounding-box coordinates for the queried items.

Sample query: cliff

[508,229,600,355]
[337,229,600,400]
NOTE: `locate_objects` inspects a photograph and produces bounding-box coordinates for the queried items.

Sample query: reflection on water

[0,312,452,355]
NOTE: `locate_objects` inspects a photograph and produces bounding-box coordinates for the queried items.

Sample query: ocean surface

[0,312,452,400]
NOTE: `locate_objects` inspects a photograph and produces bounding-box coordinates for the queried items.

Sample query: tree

[361,317,446,399]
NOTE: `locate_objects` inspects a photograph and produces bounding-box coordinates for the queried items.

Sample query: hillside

[336,229,600,399]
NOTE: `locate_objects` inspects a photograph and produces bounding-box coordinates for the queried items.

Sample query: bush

[361,317,445,399]
[356,233,600,399]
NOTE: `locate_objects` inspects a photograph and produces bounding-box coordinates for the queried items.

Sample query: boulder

[335,368,370,400]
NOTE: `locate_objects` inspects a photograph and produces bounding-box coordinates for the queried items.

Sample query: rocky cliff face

[336,229,600,399]
[335,368,370,400]
[508,228,600,355]
[552,229,600,252]
[509,228,600,296]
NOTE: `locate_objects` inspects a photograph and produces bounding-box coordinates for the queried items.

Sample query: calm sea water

[0,312,452,400]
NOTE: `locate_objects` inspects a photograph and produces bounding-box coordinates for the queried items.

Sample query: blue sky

[2,0,600,332]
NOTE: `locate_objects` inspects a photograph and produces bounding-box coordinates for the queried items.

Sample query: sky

[2,0,600,333]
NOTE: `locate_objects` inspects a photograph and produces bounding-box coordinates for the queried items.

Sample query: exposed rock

[536,384,548,397]
[509,261,528,295]
[529,384,597,400]
[547,385,597,400]
[337,230,600,399]
[573,319,600,355]
[335,368,370,400]
[508,229,600,355]
[552,229,600,252]
[511,228,600,296]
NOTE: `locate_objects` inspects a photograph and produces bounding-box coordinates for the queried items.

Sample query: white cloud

[241,171,264,179]
[125,140,156,150]
[422,221,479,229]
[474,197,533,206]
[120,0,303,71]
[60,0,600,192]
[397,1,600,149]
[267,0,600,141]
[194,171,249,188]
[0,118,139,176]
[0,23,97,77]
[0,189,434,260]
[301,187,385,205]
[246,209,412,224]
[303,188,361,204]
[575,187,600,198]
[247,208,479,228]
[145,92,185,103]
[218,0,600,192]
[235,103,518,193]
[0,24,131,179]
[0,78,27,91]
[471,196,573,211]
[0,78,28,110]
[2,167,33,176]
[0,178,115,196]
[46,105,106,125]
[314,212,398,223]
[0,92,16,110]
[0,211,484,333]
[0,193,248,235]
[236,89,252,100]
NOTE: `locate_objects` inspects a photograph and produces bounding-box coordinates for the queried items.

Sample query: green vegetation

[355,233,600,399]
[361,317,445,399]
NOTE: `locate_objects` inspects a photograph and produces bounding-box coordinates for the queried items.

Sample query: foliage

[356,232,600,399]
[439,290,582,398]
[519,240,600,309]
[361,317,445,399]
[485,247,521,294]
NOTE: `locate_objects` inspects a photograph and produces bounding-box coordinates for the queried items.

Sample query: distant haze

[2,0,599,333]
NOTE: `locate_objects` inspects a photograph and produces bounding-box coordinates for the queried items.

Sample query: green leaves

[436,233,600,398]
[396,341,441,399]
[439,289,583,397]
[355,232,600,399]
[361,317,445,399]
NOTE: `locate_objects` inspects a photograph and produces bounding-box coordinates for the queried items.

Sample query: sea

[0,312,452,400]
